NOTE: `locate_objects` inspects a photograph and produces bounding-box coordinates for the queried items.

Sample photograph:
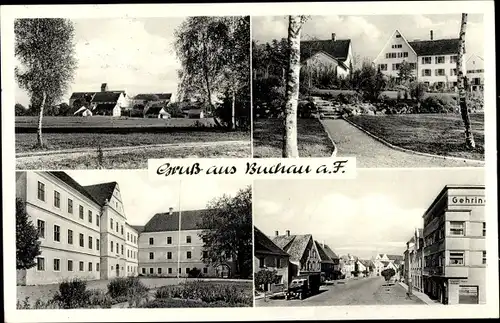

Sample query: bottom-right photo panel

[253,167,486,307]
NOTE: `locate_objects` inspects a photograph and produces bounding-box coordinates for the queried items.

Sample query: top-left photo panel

[13,16,251,170]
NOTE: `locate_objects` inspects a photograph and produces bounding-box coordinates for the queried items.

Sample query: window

[116,222,118,232]
[149,237,154,245]
[187,251,192,259]
[483,223,486,236]
[378,64,387,71]
[450,68,457,76]
[202,251,208,259]
[37,219,45,238]
[396,34,401,38]
[203,267,208,274]
[53,259,60,271]
[96,215,99,227]
[421,57,432,64]
[37,181,45,201]
[449,251,465,265]
[68,229,73,244]
[421,69,432,76]
[88,236,93,249]
[127,233,129,241]
[128,250,130,258]
[88,262,93,271]
[168,268,172,274]
[142,268,146,274]
[435,56,445,64]
[96,263,100,272]
[96,238,100,251]
[392,63,401,71]
[391,44,403,49]
[158,268,162,275]
[178,268,181,274]
[79,205,84,219]
[121,225,123,235]
[54,191,60,208]
[79,261,84,271]
[88,210,92,223]
[149,252,154,260]
[37,257,45,271]
[53,225,60,242]
[68,199,73,214]
[409,63,417,69]
[186,236,191,244]
[403,52,408,58]
[186,268,190,274]
[167,252,172,260]
[110,241,114,252]
[482,251,486,264]
[149,268,154,274]
[121,245,124,255]
[450,55,458,63]
[449,221,465,236]
[79,233,84,247]
[167,237,172,244]
[116,242,119,253]
[110,218,113,229]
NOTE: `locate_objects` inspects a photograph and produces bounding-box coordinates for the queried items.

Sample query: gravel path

[322,119,484,168]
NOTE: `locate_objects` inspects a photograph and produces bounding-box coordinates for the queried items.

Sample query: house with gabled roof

[315,241,336,281]
[301,33,353,78]
[271,230,321,285]
[374,29,467,90]
[466,54,484,91]
[254,227,290,292]
[69,83,129,117]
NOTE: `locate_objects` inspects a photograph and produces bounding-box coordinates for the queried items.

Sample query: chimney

[169,207,174,215]
[286,230,290,236]
[430,30,433,41]
[275,231,279,236]
[331,33,336,41]
[101,83,108,92]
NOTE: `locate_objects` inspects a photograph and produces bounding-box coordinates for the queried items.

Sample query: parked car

[285,274,321,300]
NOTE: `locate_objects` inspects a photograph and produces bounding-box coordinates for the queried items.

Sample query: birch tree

[15,18,77,148]
[283,15,308,158]
[456,13,476,149]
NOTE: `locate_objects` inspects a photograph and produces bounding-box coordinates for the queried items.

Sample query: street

[256,276,425,306]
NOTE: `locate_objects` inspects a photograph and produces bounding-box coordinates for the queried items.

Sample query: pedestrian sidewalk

[254,291,285,301]
[399,282,442,305]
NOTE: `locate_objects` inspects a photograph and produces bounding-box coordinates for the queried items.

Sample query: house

[315,241,335,281]
[69,83,129,117]
[186,108,205,119]
[138,208,236,278]
[16,171,139,285]
[254,227,290,292]
[466,54,484,91]
[271,230,321,285]
[73,106,93,117]
[321,244,341,278]
[355,259,367,276]
[422,185,485,305]
[374,29,466,90]
[340,254,356,278]
[406,228,424,292]
[130,93,172,107]
[300,33,353,78]
[144,105,171,119]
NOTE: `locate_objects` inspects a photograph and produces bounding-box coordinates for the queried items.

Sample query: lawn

[346,113,484,160]
[253,118,334,157]
[16,131,250,153]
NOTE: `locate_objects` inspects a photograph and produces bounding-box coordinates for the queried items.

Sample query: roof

[408,38,460,56]
[49,172,101,206]
[94,103,117,111]
[381,261,391,267]
[315,241,334,263]
[134,94,160,101]
[83,182,117,206]
[254,227,289,257]
[359,260,372,267]
[272,234,312,263]
[130,225,144,233]
[155,93,172,100]
[423,185,485,219]
[70,92,96,100]
[92,91,125,103]
[145,105,165,115]
[322,244,339,260]
[386,254,404,262]
[142,209,212,232]
[300,39,351,62]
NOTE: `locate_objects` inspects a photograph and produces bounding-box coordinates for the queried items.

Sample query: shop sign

[449,195,485,206]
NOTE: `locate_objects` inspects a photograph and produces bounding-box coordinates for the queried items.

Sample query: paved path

[322,119,484,168]
[256,276,425,307]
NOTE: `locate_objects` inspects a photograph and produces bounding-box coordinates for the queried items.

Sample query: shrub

[188,267,202,278]
[466,91,484,112]
[87,289,113,308]
[420,95,456,113]
[337,92,362,105]
[107,276,148,299]
[52,278,91,309]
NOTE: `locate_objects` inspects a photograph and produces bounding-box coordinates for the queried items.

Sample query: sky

[252,14,484,67]
[253,168,485,260]
[15,17,185,107]
[66,170,251,227]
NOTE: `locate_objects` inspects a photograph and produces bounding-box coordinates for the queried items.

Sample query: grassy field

[311,89,457,99]
[253,118,334,157]
[346,113,484,160]
[16,131,250,153]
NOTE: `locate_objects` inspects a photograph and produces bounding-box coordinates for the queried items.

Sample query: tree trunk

[37,91,47,147]
[231,90,236,130]
[457,13,475,149]
[202,38,213,113]
[282,16,303,158]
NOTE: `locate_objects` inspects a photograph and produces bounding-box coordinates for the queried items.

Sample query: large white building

[374,29,468,90]
[466,54,484,91]
[16,172,138,285]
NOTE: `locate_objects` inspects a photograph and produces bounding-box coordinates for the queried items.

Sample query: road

[256,276,425,306]
[322,119,484,168]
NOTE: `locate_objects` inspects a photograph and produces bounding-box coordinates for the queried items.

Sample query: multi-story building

[374,29,466,90]
[466,54,484,91]
[138,208,235,278]
[15,172,140,285]
[406,228,424,292]
[422,185,486,305]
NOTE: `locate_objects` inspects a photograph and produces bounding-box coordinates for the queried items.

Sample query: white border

[2,1,498,322]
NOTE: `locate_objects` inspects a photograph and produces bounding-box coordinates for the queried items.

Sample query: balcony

[423,239,445,256]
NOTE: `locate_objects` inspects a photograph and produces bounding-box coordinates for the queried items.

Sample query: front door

[116,264,120,277]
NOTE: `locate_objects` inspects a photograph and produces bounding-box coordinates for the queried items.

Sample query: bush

[52,278,91,309]
[466,91,484,112]
[87,289,113,308]
[107,276,148,299]
[139,298,247,308]
[337,92,362,105]
[381,268,396,282]
[420,95,456,113]
[188,267,202,278]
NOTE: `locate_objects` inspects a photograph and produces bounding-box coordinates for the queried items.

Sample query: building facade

[374,29,466,90]
[422,185,486,305]
[466,54,484,91]
[406,228,424,292]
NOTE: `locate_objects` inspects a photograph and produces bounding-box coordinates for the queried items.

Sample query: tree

[16,198,41,270]
[15,103,27,116]
[58,103,71,116]
[381,268,396,282]
[457,13,476,149]
[409,81,427,112]
[254,269,278,302]
[15,18,78,147]
[353,62,387,102]
[283,15,308,158]
[398,60,414,85]
[198,186,252,279]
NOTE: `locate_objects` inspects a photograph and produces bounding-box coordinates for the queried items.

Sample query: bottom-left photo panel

[15,170,253,308]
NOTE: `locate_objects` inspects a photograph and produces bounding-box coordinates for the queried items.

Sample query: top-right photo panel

[252,14,485,167]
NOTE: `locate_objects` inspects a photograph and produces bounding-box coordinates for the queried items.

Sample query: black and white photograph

[14,16,251,169]
[252,14,485,166]
[253,168,486,306]
[15,171,253,308]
